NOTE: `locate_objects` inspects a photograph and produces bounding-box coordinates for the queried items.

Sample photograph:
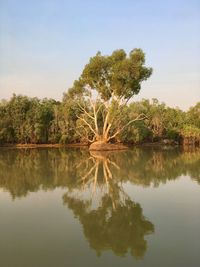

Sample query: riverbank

[0,141,180,149]
[1,140,200,151]
[0,143,88,149]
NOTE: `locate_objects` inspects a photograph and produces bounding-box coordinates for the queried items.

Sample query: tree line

[0,49,200,146]
[0,93,199,145]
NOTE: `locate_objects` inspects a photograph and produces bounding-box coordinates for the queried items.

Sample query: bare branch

[88,135,96,143]
[89,98,99,134]
[77,115,97,135]
[96,103,104,115]
[77,102,95,120]
[92,162,99,194]
[107,113,147,141]
[103,112,110,135]
[81,162,97,182]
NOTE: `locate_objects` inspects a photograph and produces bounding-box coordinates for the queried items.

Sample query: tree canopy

[69,49,152,102]
[66,48,152,143]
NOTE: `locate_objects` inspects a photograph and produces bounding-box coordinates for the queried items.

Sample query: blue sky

[0,0,199,110]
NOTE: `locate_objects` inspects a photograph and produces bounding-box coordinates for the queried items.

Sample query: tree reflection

[0,147,199,199]
[0,147,200,258]
[63,151,154,259]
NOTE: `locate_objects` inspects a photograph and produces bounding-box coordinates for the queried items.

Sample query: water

[0,147,199,267]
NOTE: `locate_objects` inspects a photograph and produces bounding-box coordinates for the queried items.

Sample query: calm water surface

[0,147,199,267]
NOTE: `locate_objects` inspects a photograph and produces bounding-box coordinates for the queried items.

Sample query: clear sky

[0,0,199,110]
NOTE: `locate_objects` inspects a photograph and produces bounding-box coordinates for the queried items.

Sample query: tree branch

[90,98,99,134]
[107,113,148,141]
[77,115,97,136]
[77,102,95,121]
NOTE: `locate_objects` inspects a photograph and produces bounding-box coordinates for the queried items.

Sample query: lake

[0,147,199,267]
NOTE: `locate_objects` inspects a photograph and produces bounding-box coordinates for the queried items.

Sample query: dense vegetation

[0,94,199,145]
[0,48,199,146]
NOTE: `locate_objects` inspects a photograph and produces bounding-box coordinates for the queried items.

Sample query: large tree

[67,48,152,144]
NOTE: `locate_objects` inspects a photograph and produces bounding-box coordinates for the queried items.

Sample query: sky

[0,0,199,110]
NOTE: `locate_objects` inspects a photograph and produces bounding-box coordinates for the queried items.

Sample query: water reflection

[63,151,154,258]
[0,147,199,263]
[0,147,199,198]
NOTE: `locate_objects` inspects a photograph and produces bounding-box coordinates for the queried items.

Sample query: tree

[67,49,152,144]
[0,101,15,143]
[186,102,200,128]
[57,94,82,144]
[181,125,200,146]
[34,99,56,143]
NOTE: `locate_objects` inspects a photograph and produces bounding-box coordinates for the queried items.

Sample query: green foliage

[0,94,199,145]
[1,50,199,145]
[186,102,200,128]
[181,125,200,137]
[180,125,200,147]
[62,48,153,143]
[0,95,66,144]
[69,48,152,101]
[165,128,180,141]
